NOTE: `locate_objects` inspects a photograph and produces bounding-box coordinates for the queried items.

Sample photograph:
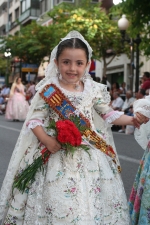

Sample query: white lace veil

[0,30,93,220]
[36,30,93,91]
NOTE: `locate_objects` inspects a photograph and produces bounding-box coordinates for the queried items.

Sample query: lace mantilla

[35,31,93,92]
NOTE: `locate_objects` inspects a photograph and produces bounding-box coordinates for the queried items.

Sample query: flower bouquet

[12,115,89,193]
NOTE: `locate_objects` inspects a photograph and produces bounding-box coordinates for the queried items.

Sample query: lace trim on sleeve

[102,111,124,124]
[27,119,44,129]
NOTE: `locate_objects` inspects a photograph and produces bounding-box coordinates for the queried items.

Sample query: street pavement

[0,114,144,199]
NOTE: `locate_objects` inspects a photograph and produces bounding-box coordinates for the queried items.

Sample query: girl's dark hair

[56,38,89,62]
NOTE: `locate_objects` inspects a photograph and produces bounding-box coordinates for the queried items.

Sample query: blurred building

[19,0,40,27]
[0,0,20,36]
[0,0,40,83]
[0,0,40,36]
[0,0,113,81]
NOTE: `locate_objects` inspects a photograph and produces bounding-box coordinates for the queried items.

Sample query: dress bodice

[29,77,116,145]
[53,77,111,126]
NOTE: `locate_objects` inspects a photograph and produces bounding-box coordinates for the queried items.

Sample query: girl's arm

[26,94,61,153]
[112,113,149,128]
[112,114,133,125]
[32,125,61,154]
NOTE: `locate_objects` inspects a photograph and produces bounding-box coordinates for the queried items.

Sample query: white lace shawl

[134,95,150,150]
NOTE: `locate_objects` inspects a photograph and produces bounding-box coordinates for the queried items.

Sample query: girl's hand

[31,126,61,154]
[44,136,61,154]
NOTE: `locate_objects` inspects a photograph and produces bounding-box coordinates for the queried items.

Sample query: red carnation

[56,120,82,146]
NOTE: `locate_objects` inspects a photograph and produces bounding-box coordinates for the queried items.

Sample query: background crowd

[0,71,149,133]
[97,71,150,134]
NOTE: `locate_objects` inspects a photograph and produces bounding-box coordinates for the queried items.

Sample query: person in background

[26,81,36,104]
[145,88,150,96]
[120,82,127,101]
[139,79,144,90]
[0,84,10,104]
[128,94,150,224]
[125,106,135,135]
[120,81,126,92]
[0,84,10,114]
[124,89,146,134]
[110,82,120,100]
[136,88,146,100]
[141,71,150,90]
[110,91,124,111]
[5,77,29,121]
[101,75,111,90]
[0,103,6,115]
[118,90,135,133]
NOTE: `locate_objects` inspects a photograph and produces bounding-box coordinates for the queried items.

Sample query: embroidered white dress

[0,77,130,225]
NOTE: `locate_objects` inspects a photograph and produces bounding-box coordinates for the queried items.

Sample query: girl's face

[55,48,89,84]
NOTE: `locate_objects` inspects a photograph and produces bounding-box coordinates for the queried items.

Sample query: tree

[48,0,125,77]
[1,22,58,65]
[0,56,7,75]
[121,0,150,32]
[1,0,128,77]
[112,0,150,57]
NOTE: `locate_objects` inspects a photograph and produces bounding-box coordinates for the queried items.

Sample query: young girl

[0,31,148,225]
[128,94,150,225]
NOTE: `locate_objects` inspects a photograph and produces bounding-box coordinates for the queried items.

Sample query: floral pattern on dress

[2,79,130,225]
[129,147,150,225]
[3,214,18,225]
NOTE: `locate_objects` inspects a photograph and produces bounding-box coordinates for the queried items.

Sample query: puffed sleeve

[92,82,124,124]
[26,97,49,130]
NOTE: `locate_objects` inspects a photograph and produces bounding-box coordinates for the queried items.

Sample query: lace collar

[52,76,92,97]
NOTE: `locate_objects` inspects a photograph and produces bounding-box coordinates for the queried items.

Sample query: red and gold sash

[40,84,121,173]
